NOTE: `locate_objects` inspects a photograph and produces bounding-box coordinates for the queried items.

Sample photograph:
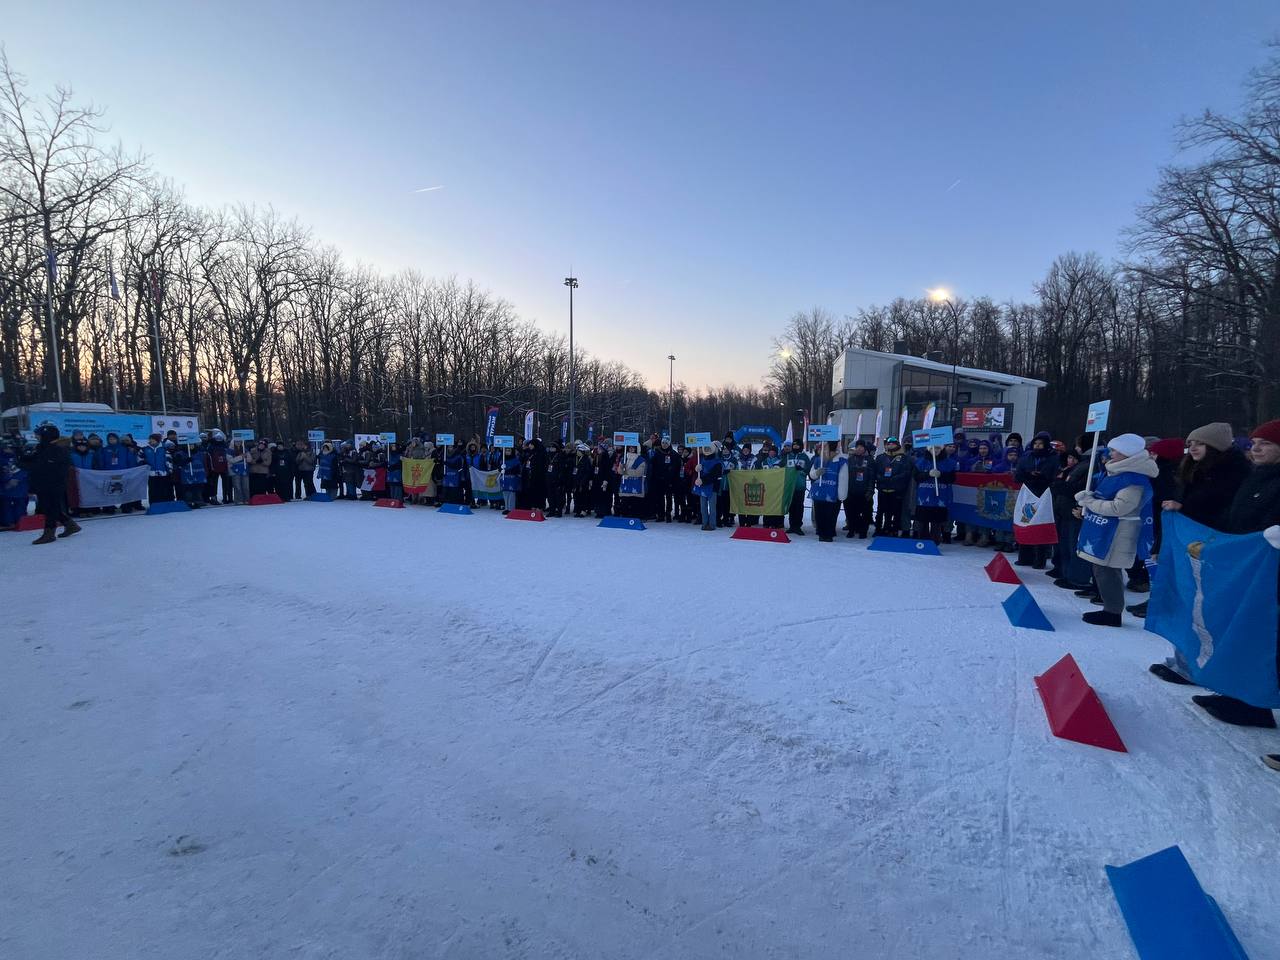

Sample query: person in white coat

[809,441,849,542]
[1073,432,1158,626]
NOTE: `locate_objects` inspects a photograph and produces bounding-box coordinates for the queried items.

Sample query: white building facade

[829,347,1045,444]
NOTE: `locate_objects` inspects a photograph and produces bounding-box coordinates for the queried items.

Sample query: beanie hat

[1108,433,1146,457]
[1186,422,1233,452]
[1148,438,1186,462]
[1250,419,1280,447]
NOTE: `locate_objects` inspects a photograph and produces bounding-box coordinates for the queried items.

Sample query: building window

[833,388,877,410]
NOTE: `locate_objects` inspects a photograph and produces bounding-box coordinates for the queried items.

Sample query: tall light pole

[565,275,578,443]
[667,354,675,440]
[928,288,961,424]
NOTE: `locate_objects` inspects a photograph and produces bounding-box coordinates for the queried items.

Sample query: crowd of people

[4,417,1279,770]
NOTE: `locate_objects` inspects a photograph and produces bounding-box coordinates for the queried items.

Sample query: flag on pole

[45,245,57,282]
[469,466,503,501]
[783,420,793,445]
[587,422,595,442]
[854,412,863,441]
[108,263,120,300]
[360,467,386,493]
[484,406,498,445]
[1012,485,1058,545]
[560,417,569,442]
[402,458,435,495]
[874,408,884,445]
[523,410,535,441]
[922,402,937,429]
[897,406,908,441]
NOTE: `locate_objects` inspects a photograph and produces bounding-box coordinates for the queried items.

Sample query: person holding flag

[912,441,958,544]
[1013,432,1060,569]
[808,440,849,542]
[784,437,810,535]
[1073,433,1158,627]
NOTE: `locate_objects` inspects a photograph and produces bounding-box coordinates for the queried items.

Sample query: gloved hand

[928,469,941,479]
[1074,490,1092,504]
[1264,525,1280,550]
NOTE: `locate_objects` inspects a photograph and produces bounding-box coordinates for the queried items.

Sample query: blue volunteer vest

[182,454,207,485]
[1077,471,1155,561]
[812,459,842,502]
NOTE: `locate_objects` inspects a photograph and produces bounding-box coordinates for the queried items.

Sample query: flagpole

[42,241,64,410]
[150,265,168,414]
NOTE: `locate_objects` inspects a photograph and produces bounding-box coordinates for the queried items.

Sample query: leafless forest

[3,48,1277,439]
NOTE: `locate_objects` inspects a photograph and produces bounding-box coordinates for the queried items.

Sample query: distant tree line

[3,47,1277,443]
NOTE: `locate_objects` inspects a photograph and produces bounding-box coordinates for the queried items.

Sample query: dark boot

[1192,695,1277,728]
[1082,610,1121,627]
[32,528,57,545]
[58,519,82,538]
[1149,663,1195,686]
[1263,755,1280,771]
[1127,601,1148,618]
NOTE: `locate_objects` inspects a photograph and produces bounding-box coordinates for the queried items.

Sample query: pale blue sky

[4,1,1278,388]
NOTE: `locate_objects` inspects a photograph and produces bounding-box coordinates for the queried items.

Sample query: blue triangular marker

[1001,585,1055,631]
[867,536,941,556]
[146,501,190,515]
[437,503,473,515]
[1107,846,1250,960]
[598,516,646,531]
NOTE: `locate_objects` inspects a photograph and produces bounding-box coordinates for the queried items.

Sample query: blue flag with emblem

[1145,513,1280,708]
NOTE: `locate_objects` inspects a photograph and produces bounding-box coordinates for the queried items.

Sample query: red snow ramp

[374,498,404,509]
[1034,653,1127,753]
[984,552,1021,584]
[731,527,790,543]
[249,493,283,506]
[15,514,46,531]
[506,508,544,522]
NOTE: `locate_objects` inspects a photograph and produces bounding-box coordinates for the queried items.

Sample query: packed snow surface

[3,502,1278,959]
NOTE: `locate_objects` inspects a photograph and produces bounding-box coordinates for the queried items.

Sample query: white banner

[523,411,534,441]
[75,465,149,508]
[151,414,200,443]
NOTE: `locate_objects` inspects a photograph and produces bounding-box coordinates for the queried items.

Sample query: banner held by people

[728,467,795,516]
[74,465,149,509]
[402,458,435,495]
[1145,514,1280,708]
[470,466,502,501]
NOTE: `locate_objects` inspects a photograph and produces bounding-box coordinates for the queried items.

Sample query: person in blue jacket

[1,437,30,529]
[844,440,875,538]
[808,441,849,542]
[442,444,465,505]
[68,436,97,517]
[693,442,723,531]
[142,434,173,503]
[913,444,959,544]
[500,445,522,514]
[316,442,339,498]
[174,443,206,508]
[384,442,403,502]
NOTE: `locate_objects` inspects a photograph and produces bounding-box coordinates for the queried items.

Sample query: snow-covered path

[3,502,1278,959]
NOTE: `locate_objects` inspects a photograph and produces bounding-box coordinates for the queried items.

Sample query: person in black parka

[21,424,79,544]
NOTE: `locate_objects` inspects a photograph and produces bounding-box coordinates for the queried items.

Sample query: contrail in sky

[945,178,962,193]
[412,185,444,193]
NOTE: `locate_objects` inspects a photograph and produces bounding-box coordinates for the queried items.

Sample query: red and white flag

[360,467,386,493]
[1013,485,1058,545]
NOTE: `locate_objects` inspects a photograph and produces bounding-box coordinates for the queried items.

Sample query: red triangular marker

[984,552,1021,584]
[1034,653,1127,752]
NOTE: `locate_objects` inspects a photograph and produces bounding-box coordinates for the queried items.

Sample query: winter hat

[1249,419,1280,447]
[1149,438,1186,462]
[1108,433,1146,457]
[1186,422,1233,452]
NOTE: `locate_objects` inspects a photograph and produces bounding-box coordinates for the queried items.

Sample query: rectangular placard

[493,435,514,448]
[379,431,396,445]
[685,432,712,448]
[806,424,840,442]
[1086,400,1111,433]
[613,431,640,447]
[231,429,255,442]
[307,429,325,442]
[435,433,454,446]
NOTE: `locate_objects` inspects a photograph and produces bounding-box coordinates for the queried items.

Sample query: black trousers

[148,475,174,503]
[788,487,806,532]
[844,496,872,535]
[35,487,69,528]
[293,473,316,499]
[813,499,840,540]
[249,474,271,496]
[274,473,293,500]
[877,491,903,534]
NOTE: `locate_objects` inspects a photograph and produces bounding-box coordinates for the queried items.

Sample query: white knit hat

[1108,433,1146,457]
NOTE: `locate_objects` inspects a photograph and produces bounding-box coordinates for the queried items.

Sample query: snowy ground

[3,501,1278,960]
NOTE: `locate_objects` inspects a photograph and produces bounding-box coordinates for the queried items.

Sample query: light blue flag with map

[1145,513,1280,708]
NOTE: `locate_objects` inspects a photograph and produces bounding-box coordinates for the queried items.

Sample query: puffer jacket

[1076,450,1159,569]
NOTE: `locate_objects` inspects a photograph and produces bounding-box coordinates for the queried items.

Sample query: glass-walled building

[829,347,1045,443]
